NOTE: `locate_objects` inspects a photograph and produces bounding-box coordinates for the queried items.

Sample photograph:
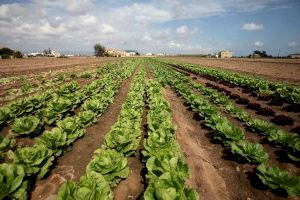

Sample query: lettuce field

[0,58,300,200]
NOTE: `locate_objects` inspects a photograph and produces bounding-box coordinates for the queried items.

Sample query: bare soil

[30,69,135,200]
[166,57,300,84]
[163,87,296,200]
[0,57,118,77]
[170,65,300,128]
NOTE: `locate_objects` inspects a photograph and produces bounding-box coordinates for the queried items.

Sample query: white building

[218,50,233,58]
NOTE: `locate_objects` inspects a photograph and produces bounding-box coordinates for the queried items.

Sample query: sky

[0,0,300,56]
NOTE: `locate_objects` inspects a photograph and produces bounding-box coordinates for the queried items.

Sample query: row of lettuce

[1,61,109,101]
[0,60,137,199]
[159,60,300,163]
[162,60,300,105]
[150,60,300,197]
[142,80,199,199]
[57,66,146,199]
[57,64,200,199]
[0,62,123,128]
[0,61,129,159]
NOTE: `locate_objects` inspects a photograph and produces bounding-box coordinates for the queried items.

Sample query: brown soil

[114,76,147,199]
[166,57,300,84]
[163,87,295,200]
[0,57,118,77]
[30,69,135,200]
[170,65,300,128]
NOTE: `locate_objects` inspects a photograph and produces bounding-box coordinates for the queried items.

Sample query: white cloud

[101,24,115,34]
[0,0,290,54]
[288,41,298,47]
[242,22,264,31]
[169,41,202,51]
[176,25,198,36]
[254,41,264,47]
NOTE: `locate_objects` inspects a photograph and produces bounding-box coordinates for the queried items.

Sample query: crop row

[161,64,300,163]
[0,61,135,160]
[0,60,138,199]
[150,60,300,197]
[56,66,145,199]
[162,60,300,105]
[0,61,123,127]
[142,80,199,199]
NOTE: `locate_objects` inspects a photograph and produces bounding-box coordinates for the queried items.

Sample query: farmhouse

[218,50,233,58]
[125,50,139,56]
[106,48,126,57]
[288,53,300,59]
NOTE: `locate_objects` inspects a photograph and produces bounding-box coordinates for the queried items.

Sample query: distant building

[218,50,233,58]
[106,48,126,57]
[125,50,139,56]
[288,53,300,59]
[28,52,43,57]
[251,53,262,58]
[50,50,61,57]
[145,53,154,56]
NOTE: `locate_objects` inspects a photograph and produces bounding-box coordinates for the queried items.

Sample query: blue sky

[0,0,299,56]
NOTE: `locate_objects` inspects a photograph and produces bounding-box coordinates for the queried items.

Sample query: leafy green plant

[144,172,199,200]
[9,145,54,179]
[77,111,97,127]
[10,116,41,135]
[146,152,188,181]
[257,164,300,196]
[230,140,268,163]
[86,149,129,186]
[81,99,104,115]
[0,107,11,125]
[0,136,15,160]
[57,171,112,200]
[47,97,73,114]
[0,163,28,200]
[213,121,245,144]
[36,128,68,156]
[57,117,85,145]
[36,108,60,125]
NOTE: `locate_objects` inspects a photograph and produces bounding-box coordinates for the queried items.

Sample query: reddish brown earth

[163,87,297,200]
[30,69,136,200]
[0,57,119,77]
[170,65,300,127]
[166,57,300,84]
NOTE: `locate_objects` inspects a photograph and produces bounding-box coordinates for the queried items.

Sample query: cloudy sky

[0,0,300,55]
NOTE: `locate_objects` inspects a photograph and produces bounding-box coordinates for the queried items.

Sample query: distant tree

[14,51,23,58]
[94,44,106,57]
[253,50,270,58]
[0,47,14,56]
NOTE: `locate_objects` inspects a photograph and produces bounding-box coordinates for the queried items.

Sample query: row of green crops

[0,61,138,200]
[142,80,199,200]
[0,61,135,160]
[56,66,145,199]
[7,63,115,102]
[162,64,300,163]
[161,59,300,104]
[150,60,300,197]
[0,61,124,127]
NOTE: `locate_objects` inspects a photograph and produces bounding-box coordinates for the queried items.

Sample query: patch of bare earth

[163,87,290,200]
[30,70,136,200]
[0,57,119,77]
[166,57,300,84]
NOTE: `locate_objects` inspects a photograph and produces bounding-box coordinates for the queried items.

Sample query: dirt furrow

[169,65,300,132]
[30,70,136,200]
[163,86,291,200]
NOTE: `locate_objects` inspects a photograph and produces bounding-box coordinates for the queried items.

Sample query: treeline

[0,47,23,59]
